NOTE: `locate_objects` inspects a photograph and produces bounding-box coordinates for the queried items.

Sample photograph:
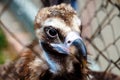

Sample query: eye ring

[45,27,58,38]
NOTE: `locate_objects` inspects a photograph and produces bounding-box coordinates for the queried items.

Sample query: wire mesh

[79,0,120,75]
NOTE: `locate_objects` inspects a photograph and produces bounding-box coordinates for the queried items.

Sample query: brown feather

[35,3,76,29]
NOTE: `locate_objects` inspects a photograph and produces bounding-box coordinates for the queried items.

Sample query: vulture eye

[45,27,58,38]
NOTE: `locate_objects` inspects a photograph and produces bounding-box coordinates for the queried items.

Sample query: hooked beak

[72,39,87,56]
[71,39,87,59]
[41,32,87,58]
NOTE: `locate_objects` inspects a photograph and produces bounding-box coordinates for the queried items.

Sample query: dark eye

[45,27,58,38]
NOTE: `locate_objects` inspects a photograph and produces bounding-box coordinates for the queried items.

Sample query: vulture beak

[70,38,87,59]
[41,32,87,58]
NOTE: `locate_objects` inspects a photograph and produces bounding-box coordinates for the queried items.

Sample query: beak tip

[71,39,87,58]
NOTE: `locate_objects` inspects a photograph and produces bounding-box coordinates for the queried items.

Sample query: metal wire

[80,0,120,75]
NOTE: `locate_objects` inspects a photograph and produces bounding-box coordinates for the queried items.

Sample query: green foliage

[0,51,5,64]
[0,28,8,50]
[0,27,8,64]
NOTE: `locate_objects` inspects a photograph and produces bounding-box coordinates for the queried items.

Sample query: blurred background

[0,0,120,76]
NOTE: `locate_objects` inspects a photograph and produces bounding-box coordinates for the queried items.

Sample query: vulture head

[34,3,87,80]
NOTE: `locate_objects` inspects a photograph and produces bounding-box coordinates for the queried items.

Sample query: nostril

[65,31,82,46]
[67,40,71,44]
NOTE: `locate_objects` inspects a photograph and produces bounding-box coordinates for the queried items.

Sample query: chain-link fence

[79,0,120,75]
[0,0,120,76]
